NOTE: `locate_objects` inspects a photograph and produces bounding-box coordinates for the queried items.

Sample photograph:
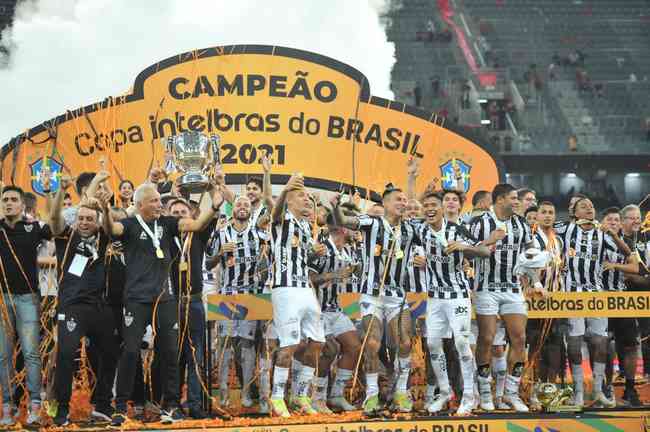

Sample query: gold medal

[179,261,188,271]
[395,249,404,259]
[156,248,164,259]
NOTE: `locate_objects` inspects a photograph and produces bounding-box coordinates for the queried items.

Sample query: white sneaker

[495,396,510,410]
[503,393,529,412]
[241,393,254,408]
[259,399,270,414]
[312,399,333,414]
[478,377,495,411]
[26,402,41,425]
[570,392,585,408]
[425,392,451,413]
[592,391,616,408]
[328,396,356,412]
[456,394,475,416]
[0,404,14,426]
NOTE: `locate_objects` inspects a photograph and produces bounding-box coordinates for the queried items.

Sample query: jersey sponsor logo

[454,305,468,315]
[66,317,77,332]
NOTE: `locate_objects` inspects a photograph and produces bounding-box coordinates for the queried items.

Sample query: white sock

[492,355,507,398]
[331,368,353,398]
[365,372,379,397]
[426,384,437,400]
[240,346,256,397]
[429,345,451,395]
[396,356,412,393]
[593,362,606,394]
[271,366,289,399]
[504,374,521,397]
[295,365,315,398]
[219,348,233,390]
[291,358,304,398]
[571,363,584,396]
[312,376,328,401]
[259,358,272,399]
[460,354,475,398]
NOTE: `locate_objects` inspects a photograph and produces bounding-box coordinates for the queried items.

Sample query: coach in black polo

[102,182,223,426]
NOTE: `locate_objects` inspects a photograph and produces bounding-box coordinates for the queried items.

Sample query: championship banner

[0,45,499,207]
[206,290,650,321]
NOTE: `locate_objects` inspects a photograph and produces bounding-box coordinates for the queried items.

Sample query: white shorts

[568,317,608,337]
[426,298,472,340]
[475,291,527,316]
[272,287,325,348]
[323,311,356,338]
[359,294,409,323]
[217,320,257,340]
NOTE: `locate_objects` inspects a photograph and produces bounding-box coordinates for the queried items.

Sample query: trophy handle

[209,134,221,166]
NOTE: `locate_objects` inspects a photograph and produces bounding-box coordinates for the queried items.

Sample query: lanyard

[136,215,163,258]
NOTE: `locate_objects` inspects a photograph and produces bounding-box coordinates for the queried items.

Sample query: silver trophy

[163,131,220,194]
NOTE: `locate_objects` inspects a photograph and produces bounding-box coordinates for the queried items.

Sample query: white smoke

[0,0,394,145]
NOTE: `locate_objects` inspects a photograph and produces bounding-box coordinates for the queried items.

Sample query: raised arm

[406,157,419,200]
[49,175,75,236]
[213,164,235,204]
[83,170,110,204]
[178,186,224,232]
[99,190,124,237]
[329,193,361,231]
[262,152,275,210]
[271,174,303,225]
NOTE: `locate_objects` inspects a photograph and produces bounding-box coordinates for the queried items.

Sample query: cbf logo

[440,158,471,193]
[30,158,63,196]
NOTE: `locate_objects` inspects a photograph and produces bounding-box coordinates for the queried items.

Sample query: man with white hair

[102,181,223,426]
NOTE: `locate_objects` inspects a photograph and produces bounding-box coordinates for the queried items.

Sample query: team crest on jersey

[374,245,382,256]
[291,235,300,247]
[24,224,33,233]
[66,317,77,332]
[226,256,236,267]
[124,312,134,327]
[568,248,576,257]
[30,157,63,196]
[440,158,471,193]
[139,232,148,240]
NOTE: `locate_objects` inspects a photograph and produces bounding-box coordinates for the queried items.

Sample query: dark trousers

[115,301,179,412]
[179,298,206,410]
[54,303,119,410]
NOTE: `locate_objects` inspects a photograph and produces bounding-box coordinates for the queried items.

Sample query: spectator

[431,76,440,98]
[414,83,422,107]
[461,80,471,109]
[548,62,557,81]
[568,134,578,152]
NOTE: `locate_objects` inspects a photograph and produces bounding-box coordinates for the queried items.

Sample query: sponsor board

[206,291,650,321]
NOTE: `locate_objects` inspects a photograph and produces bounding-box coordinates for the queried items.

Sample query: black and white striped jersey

[356,215,422,297]
[250,204,268,227]
[555,223,617,292]
[418,220,477,299]
[533,229,564,291]
[470,212,533,293]
[209,223,269,294]
[309,236,361,312]
[270,210,315,289]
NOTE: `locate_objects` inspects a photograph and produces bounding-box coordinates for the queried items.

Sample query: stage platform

[39,408,649,432]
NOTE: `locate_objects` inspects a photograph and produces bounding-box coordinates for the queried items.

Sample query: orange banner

[1,45,499,209]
